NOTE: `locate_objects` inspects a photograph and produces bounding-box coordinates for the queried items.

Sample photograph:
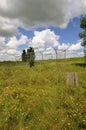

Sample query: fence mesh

[0,48,84,62]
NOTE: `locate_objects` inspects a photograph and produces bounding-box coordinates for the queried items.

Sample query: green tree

[22,50,27,62]
[79,16,86,61]
[27,47,35,67]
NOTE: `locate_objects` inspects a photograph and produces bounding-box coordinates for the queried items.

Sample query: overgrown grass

[0,58,86,130]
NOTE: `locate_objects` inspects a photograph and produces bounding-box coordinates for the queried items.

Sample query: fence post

[65,72,78,86]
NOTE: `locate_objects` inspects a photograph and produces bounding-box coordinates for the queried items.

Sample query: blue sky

[18,17,81,43]
[18,17,82,50]
[0,0,86,60]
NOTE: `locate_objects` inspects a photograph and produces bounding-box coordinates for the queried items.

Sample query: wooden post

[65,72,78,86]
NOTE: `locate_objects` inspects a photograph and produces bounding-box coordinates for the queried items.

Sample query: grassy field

[0,58,86,130]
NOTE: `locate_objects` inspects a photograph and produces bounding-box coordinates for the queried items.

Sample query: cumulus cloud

[58,43,70,50]
[29,29,84,59]
[68,40,83,51]
[0,0,86,38]
[31,29,59,48]
[31,29,83,51]
[0,35,29,61]
[0,0,86,61]
[7,35,29,49]
[0,16,18,37]
[0,28,84,61]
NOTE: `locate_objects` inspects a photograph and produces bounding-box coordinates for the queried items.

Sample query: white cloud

[0,0,86,61]
[0,16,18,37]
[31,29,84,52]
[0,35,29,61]
[0,0,86,38]
[31,29,59,48]
[68,40,83,51]
[7,35,29,49]
[58,43,70,50]
[0,32,84,61]
[28,29,84,59]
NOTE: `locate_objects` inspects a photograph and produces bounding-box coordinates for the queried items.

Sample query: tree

[22,50,27,62]
[27,47,35,67]
[79,16,86,61]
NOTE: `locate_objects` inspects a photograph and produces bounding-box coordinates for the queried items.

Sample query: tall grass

[0,58,86,130]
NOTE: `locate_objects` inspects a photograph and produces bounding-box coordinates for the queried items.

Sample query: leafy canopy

[79,16,86,47]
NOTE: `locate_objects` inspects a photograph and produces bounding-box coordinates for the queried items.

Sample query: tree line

[21,47,35,67]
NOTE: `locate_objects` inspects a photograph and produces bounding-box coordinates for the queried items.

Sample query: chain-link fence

[0,48,84,62]
[35,48,84,60]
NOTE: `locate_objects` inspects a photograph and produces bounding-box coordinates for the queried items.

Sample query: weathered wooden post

[65,72,78,86]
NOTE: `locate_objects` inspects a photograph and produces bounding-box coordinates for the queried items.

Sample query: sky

[0,0,86,61]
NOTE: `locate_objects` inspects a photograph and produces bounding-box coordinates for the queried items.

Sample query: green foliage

[22,50,27,62]
[79,17,86,46]
[79,16,86,61]
[80,17,86,29]
[21,47,35,67]
[79,31,86,39]
[27,47,35,67]
[0,58,86,130]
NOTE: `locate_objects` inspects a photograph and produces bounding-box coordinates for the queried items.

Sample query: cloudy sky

[0,0,86,61]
